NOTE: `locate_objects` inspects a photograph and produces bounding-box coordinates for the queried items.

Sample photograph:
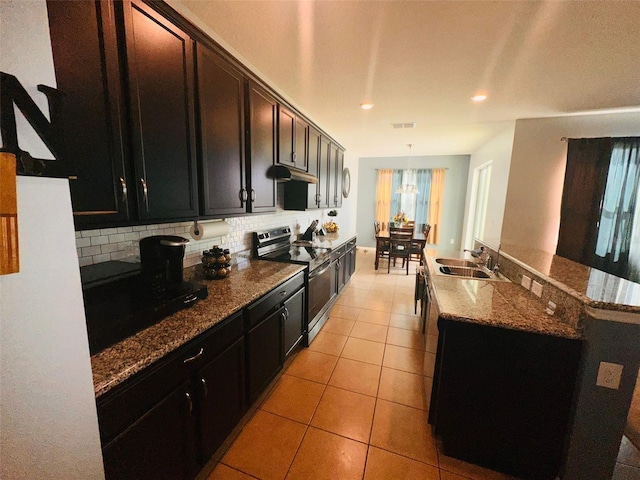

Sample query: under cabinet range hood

[270,165,318,184]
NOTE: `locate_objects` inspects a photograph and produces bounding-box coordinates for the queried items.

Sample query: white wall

[461,123,515,250]
[0,1,105,478]
[355,155,470,249]
[501,112,640,253]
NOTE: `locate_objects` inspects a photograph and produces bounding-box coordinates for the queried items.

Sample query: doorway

[465,161,492,250]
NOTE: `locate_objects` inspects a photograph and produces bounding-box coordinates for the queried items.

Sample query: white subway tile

[76,237,91,248]
[100,227,118,236]
[101,243,119,254]
[81,229,101,237]
[79,256,94,267]
[92,253,111,264]
[91,235,110,246]
[82,246,102,256]
[133,225,148,232]
[117,226,133,234]
[110,251,127,261]
[109,233,126,243]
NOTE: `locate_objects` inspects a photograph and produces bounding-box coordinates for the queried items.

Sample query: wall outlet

[450,239,455,245]
[521,275,532,290]
[596,362,624,390]
[531,280,543,297]
[545,300,556,315]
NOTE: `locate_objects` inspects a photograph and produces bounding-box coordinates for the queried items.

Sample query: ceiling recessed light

[360,103,374,110]
[471,94,487,102]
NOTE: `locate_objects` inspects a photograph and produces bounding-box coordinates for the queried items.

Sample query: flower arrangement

[393,211,408,225]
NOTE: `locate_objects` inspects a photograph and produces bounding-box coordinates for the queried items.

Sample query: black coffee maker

[139,235,190,300]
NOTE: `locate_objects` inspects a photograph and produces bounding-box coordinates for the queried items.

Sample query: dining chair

[375,221,390,266]
[388,227,413,274]
[410,223,431,262]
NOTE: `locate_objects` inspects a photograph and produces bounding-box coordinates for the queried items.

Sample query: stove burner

[253,226,331,272]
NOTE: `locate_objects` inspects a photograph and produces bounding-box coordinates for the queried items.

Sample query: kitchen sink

[439,266,492,278]
[434,258,479,268]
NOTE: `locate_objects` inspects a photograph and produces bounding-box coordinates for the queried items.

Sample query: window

[557,137,640,282]
[375,168,445,243]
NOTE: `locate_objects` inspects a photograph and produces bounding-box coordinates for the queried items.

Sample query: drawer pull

[200,378,208,398]
[279,290,287,297]
[183,347,204,364]
[185,392,193,414]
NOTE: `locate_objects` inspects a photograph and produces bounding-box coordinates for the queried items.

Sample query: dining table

[374,229,427,270]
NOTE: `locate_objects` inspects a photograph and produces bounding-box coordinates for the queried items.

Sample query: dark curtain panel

[557,138,612,265]
[592,139,640,280]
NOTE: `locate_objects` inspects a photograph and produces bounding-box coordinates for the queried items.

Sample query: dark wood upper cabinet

[327,142,339,208]
[318,136,331,209]
[47,0,129,228]
[306,126,322,208]
[120,0,198,221]
[196,43,247,217]
[335,147,344,208]
[247,82,277,214]
[294,115,309,172]
[49,0,342,228]
[278,105,308,171]
[277,105,296,168]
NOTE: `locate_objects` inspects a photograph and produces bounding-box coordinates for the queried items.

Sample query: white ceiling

[175,0,640,158]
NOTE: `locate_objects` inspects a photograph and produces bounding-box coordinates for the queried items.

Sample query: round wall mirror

[342,168,351,198]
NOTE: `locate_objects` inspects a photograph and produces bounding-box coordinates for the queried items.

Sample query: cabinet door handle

[185,392,193,414]
[140,178,149,212]
[283,307,289,319]
[292,152,296,163]
[250,189,256,202]
[240,189,248,203]
[183,347,204,364]
[200,378,208,398]
[280,311,286,324]
[119,177,128,204]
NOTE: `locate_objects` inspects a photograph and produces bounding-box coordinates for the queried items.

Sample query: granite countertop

[425,252,582,340]
[499,244,640,313]
[91,259,305,398]
[303,231,357,249]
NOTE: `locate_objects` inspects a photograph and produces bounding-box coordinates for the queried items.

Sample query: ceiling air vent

[392,122,416,129]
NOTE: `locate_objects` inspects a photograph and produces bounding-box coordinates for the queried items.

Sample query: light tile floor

[206,248,640,480]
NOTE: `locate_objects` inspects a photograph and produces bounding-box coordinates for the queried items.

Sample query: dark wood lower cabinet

[246,306,284,404]
[98,312,246,480]
[430,318,583,480]
[102,380,196,480]
[97,273,309,479]
[197,338,246,464]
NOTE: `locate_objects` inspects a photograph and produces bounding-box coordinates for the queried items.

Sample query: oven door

[307,260,333,337]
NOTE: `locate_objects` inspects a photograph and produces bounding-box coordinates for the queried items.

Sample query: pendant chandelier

[396,144,419,194]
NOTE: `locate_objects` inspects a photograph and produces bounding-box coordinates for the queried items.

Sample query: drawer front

[97,311,243,444]
[246,272,304,328]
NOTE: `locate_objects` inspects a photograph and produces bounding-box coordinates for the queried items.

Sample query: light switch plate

[596,362,624,389]
[531,280,543,297]
[521,275,532,290]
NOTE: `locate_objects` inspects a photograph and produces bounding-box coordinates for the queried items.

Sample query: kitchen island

[425,244,640,480]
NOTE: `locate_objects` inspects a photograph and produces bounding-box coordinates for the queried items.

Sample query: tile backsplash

[76,202,336,268]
